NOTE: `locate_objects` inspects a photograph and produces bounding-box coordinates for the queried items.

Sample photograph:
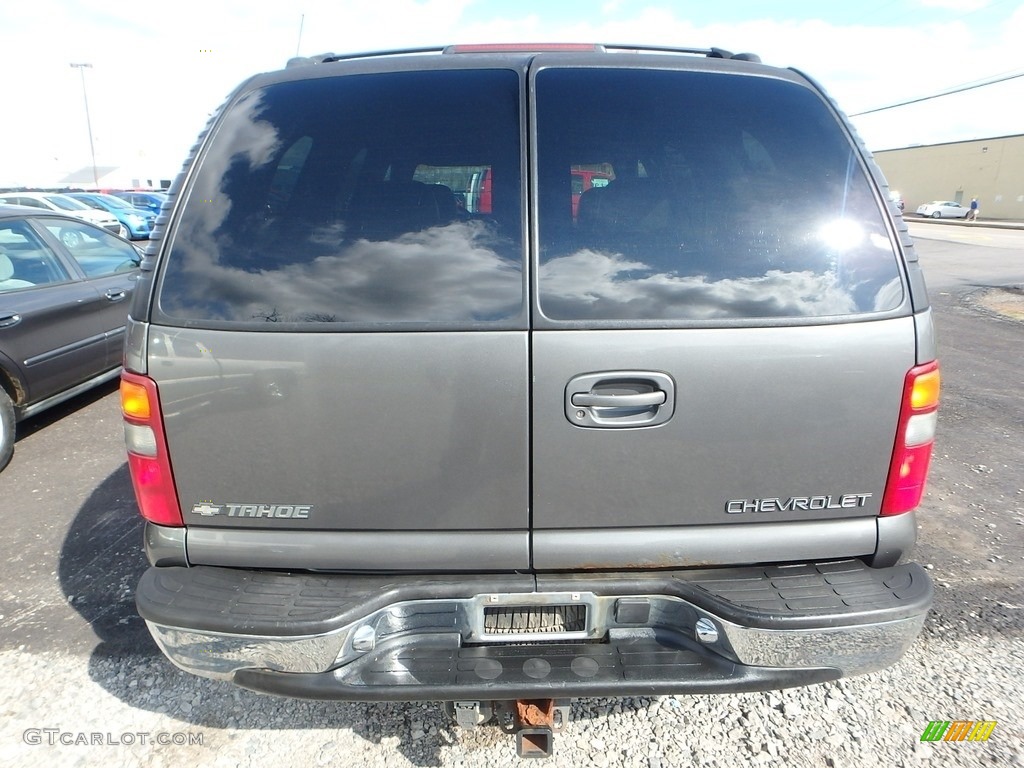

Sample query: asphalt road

[0,220,1021,764]
[899,221,1024,645]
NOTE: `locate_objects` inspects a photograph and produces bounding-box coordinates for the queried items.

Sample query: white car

[915,200,969,219]
[0,192,123,242]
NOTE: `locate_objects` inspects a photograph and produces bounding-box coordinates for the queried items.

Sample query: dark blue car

[110,191,168,217]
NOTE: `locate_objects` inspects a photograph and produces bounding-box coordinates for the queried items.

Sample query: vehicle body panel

[152,329,530,547]
[531,321,912,533]
[0,276,109,404]
[0,208,139,411]
[125,45,937,704]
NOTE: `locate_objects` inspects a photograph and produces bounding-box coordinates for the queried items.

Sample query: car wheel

[0,387,15,472]
[931,211,941,219]
[60,228,83,248]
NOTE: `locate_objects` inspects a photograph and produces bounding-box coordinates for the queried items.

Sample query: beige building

[873,133,1024,221]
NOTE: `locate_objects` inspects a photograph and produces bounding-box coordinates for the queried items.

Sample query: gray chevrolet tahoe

[123,44,939,757]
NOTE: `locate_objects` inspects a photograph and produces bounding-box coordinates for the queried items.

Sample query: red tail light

[881,361,940,515]
[120,371,183,526]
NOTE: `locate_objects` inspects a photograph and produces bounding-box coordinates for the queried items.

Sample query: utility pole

[70,63,99,188]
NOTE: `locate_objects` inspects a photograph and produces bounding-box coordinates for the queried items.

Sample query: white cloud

[168,220,522,323]
[538,251,863,320]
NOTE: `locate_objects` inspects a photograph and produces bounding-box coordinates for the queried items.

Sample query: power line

[850,69,1024,116]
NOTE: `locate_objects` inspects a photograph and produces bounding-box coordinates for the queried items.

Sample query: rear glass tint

[536,68,904,321]
[158,69,524,327]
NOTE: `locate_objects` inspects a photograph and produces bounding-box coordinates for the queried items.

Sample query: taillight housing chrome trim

[121,371,183,527]
[881,361,940,516]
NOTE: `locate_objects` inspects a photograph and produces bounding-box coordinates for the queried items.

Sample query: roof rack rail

[601,44,761,62]
[286,47,446,68]
[285,44,761,69]
[444,43,604,54]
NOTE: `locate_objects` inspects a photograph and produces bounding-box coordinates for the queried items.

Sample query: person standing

[968,197,979,222]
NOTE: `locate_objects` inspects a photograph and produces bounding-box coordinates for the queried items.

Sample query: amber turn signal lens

[910,368,940,411]
[120,379,150,420]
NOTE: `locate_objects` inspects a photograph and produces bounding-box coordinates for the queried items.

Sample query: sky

[1,0,1022,187]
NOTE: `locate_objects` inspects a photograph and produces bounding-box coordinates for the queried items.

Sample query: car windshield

[45,195,90,211]
[110,195,148,211]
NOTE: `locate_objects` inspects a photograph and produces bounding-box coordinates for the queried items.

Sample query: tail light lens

[120,372,183,526]
[881,361,940,515]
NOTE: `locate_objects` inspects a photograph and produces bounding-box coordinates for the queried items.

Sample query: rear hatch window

[535,68,904,322]
[156,69,524,328]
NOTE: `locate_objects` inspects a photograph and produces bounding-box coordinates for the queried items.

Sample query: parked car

[125,44,938,758]
[66,192,156,240]
[0,192,122,239]
[110,191,168,216]
[0,206,141,470]
[916,200,968,218]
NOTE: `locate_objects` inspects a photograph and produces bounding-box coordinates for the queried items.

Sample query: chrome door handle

[565,371,675,429]
[571,391,666,408]
[105,289,127,302]
[0,313,21,328]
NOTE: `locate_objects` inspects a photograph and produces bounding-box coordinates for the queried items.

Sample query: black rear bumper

[136,559,931,701]
[233,634,840,702]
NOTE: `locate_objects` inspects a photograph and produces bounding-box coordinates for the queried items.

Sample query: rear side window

[536,68,904,322]
[0,221,70,288]
[158,69,524,327]
[40,221,141,277]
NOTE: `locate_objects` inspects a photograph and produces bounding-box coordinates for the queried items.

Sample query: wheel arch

[0,353,28,410]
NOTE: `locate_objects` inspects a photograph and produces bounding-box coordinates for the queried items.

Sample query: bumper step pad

[137,559,932,635]
[233,633,839,701]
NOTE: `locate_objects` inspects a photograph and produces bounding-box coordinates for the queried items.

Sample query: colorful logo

[920,721,997,742]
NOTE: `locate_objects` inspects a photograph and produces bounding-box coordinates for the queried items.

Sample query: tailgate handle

[571,391,666,408]
[565,371,675,429]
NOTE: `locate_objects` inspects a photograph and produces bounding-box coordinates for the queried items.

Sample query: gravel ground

[1,586,1021,768]
[974,285,1024,321]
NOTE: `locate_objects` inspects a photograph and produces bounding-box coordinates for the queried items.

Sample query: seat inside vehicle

[576,175,689,264]
[0,252,36,290]
[348,180,458,241]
